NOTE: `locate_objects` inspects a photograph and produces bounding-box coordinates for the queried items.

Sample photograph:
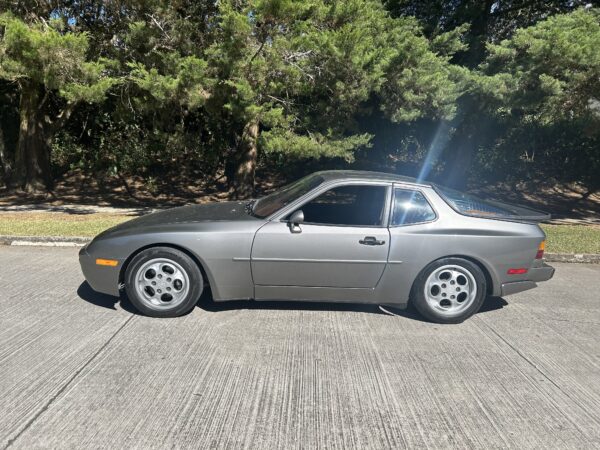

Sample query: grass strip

[0,212,130,237]
[541,224,600,254]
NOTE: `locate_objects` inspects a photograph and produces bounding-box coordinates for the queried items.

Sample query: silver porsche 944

[79,170,554,323]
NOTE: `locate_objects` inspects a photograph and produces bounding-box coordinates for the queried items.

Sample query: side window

[391,189,436,226]
[297,185,387,226]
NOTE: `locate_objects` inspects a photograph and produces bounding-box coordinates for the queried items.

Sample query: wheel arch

[412,254,497,297]
[119,243,212,289]
[447,255,496,296]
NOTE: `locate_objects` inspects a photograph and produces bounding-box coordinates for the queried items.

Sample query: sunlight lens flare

[416,121,452,184]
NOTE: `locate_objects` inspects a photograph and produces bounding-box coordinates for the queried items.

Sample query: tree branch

[0,124,11,185]
[248,40,266,65]
[147,14,172,41]
[48,102,78,135]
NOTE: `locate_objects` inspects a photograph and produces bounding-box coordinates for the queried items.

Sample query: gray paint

[80,170,554,305]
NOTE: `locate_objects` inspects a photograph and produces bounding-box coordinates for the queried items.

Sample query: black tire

[410,257,487,324]
[124,247,203,318]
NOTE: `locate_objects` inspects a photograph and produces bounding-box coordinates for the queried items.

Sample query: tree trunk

[234,119,259,199]
[14,83,52,192]
[442,0,494,189]
[0,125,9,188]
[444,132,473,190]
[443,97,489,189]
[464,0,494,66]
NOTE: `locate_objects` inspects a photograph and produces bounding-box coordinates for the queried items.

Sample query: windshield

[252,174,325,218]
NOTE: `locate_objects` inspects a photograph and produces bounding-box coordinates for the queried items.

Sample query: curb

[544,253,600,264]
[0,235,90,247]
[0,236,598,263]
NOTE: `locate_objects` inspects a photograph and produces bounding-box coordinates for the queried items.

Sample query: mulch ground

[1,170,598,224]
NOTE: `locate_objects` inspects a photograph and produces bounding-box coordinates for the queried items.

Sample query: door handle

[359,236,385,246]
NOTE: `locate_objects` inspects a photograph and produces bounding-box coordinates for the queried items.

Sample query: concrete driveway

[0,246,599,449]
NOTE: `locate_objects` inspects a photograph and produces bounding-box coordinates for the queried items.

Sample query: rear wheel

[125,247,203,317]
[411,257,486,324]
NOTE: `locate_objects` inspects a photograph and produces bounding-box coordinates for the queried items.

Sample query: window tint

[297,185,387,226]
[392,189,436,225]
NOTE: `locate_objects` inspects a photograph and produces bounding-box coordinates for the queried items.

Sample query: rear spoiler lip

[432,185,552,223]
[458,213,552,224]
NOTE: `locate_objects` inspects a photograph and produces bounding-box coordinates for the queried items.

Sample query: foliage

[480,9,600,122]
[0,1,599,197]
[0,13,115,102]
[0,11,117,190]
[474,8,600,191]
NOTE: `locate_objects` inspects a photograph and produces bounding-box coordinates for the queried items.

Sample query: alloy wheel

[424,264,478,316]
[134,258,190,310]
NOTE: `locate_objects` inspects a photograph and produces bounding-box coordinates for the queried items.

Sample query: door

[251,183,391,291]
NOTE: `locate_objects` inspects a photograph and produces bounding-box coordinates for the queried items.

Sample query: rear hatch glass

[433,185,550,222]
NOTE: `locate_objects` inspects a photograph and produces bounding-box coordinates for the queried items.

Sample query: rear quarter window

[391,189,436,226]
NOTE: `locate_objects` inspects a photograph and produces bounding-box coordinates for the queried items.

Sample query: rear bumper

[501,281,537,296]
[501,262,555,297]
[528,263,555,282]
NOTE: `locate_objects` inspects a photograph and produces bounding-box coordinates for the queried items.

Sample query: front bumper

[79,245,122,297]
[500,262,555,297]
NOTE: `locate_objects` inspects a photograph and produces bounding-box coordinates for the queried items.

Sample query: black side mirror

[288,209,304,233]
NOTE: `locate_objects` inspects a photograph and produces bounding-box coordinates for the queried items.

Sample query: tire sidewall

[125,247,203,317]
[411,257,487,324]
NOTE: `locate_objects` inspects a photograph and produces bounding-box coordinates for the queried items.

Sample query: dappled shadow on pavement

[2,170,599,223]
[78,281,508,321]
[0,203,151,216]
[472,182,600,224]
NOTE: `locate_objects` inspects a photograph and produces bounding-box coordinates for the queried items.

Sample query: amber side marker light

[535,240,546,259]
[507,268,528,275]
[96,258,119,267]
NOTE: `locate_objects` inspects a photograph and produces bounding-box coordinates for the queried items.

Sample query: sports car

[79,170,555,323]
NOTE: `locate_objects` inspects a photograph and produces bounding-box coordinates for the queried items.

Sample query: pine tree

[0,13,115,191]
[201,0,465,197]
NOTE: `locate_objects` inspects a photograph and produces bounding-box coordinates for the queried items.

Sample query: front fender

[81,221,261,300]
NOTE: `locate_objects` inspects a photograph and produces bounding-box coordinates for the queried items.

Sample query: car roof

[314,170,431,187]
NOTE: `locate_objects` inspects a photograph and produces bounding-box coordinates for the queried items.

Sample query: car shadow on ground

[77,282,139,315]
[77,282,508,322]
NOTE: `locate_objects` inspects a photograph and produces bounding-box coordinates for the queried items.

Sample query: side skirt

[254,285,379,303]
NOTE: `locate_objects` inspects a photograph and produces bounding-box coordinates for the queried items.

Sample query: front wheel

[411,257,487,324]
[125,247,203,318]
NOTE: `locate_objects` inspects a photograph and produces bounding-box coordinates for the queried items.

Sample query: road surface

[0,246,599,449]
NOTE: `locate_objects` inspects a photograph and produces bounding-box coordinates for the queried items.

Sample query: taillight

[535,240,545,259]
[507,268,528,275]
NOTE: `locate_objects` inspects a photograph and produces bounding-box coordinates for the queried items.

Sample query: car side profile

[79,170,555,323]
